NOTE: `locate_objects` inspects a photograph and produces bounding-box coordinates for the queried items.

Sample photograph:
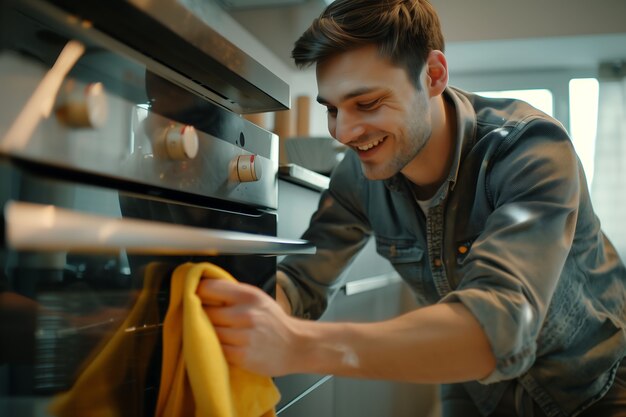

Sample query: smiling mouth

[356,137,386,151]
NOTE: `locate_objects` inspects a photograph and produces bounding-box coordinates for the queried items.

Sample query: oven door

[0,159,306,417]
[0,0,306,414]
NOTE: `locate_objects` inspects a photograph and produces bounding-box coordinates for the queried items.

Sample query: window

[453,70,599,188]
[568,78,599,186]
[475,89,554,117]
[475,82,599,186]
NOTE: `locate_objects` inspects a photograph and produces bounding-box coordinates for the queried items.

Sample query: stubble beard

[360,91,432,180]
[360,119,431,181]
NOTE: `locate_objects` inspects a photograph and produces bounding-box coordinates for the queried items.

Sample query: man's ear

[425,50,448,97]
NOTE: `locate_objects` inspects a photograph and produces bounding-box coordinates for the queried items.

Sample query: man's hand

[196,279,300,376]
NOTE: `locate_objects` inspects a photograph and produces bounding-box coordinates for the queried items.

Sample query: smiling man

[315,44,454,197]
[197,1,626,416]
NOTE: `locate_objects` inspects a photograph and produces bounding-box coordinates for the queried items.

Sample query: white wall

[290,70,329,137]
[227,1,626,137]
[431,0,626,43]
[230,0,626,71]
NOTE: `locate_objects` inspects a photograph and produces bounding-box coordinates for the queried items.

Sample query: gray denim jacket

[277,87,626,416]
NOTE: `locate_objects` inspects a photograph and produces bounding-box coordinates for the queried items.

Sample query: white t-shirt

[416,195,436,216]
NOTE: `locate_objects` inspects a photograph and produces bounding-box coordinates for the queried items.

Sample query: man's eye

[326,107,337,116]
[357,100,380,110]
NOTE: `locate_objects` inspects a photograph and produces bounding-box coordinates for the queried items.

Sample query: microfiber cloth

[48,262,170,417]
[155,262,280,417]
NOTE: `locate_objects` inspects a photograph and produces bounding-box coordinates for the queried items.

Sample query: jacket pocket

[375,237,429,304]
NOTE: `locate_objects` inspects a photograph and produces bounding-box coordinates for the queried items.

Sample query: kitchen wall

[225,0,626,137]
[225,0,626,71]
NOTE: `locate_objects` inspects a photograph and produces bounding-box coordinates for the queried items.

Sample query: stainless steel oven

[0,0,310,415]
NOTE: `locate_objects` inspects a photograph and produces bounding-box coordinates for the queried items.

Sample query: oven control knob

[56,82,108,128]
[164,125,199,160]
[236,154,262,182]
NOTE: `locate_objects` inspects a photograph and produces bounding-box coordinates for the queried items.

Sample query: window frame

[450,68,597,132]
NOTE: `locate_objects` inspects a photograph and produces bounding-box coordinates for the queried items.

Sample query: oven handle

[4,201,316,256]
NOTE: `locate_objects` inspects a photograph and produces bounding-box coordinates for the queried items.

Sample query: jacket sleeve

[277,152,372,319]
[440,119,582,383]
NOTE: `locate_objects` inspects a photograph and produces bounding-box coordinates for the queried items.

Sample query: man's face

[316,45,432,180]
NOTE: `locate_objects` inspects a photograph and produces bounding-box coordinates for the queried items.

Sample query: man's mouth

[356,137,386,151]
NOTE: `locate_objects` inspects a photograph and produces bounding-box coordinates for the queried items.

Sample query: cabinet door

[277,180,320,240]
[330,284,440,417]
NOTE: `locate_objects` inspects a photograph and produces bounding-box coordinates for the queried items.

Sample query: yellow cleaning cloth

[155,262,280,417]
[48,262,171,417]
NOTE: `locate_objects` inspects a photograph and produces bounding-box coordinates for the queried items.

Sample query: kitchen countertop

[278,164,330,192]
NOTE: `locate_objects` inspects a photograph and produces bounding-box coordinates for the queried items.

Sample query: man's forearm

[289,302,496,384]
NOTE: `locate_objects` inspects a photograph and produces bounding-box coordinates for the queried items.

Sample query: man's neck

[403,94,457,200]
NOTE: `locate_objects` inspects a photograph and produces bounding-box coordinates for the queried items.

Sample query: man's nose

[334,111,365,144]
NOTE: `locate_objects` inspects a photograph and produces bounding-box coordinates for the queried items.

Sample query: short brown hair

[291,0,444,88]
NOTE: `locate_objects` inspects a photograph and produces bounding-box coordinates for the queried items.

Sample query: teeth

[357,137,384,151]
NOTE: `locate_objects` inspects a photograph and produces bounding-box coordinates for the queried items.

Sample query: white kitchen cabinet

[330,279,440,417]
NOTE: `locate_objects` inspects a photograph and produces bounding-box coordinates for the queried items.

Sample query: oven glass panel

[0,163,277,416]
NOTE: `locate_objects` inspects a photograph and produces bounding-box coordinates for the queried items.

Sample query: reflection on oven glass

[1,258,170,417]
[44,262,172,417]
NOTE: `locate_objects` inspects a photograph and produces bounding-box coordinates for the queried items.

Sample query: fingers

[195,279,290,376]
[203,304,253,327]
[198,280,269,329]
[220,344,248,369]
[196,279,258,306]
[207,314,265,372]
[213,326,249,346]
